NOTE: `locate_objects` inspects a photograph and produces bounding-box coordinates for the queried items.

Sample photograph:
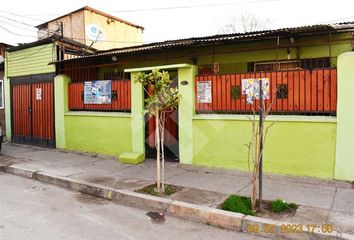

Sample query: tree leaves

[136,69,181,117]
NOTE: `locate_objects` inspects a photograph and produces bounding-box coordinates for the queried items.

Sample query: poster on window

[241,78,270,104]
[197,81,212,103]
[84,80,112,104]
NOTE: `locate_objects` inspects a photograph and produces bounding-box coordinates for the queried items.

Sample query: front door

[11,74,55,147]
[145,71,179,160]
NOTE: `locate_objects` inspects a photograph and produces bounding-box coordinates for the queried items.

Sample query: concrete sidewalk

[1,142,353,236]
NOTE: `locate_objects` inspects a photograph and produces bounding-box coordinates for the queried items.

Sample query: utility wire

[0,23,148,44]
[0,10,45,22]
[0,16,147,44]
[0,24,37,38]
[111,0,281,12]
[0,14,36,28]
[17,0,281,16]
[0,19,38,32]
[316,16,354,24]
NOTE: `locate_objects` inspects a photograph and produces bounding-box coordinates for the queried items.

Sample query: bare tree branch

[218,11,271,34]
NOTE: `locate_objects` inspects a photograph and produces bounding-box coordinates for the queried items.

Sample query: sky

[1,0,354,46]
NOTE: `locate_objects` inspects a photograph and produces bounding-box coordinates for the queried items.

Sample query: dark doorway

[145,71,179,161]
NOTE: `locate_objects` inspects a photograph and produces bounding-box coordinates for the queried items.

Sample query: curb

[1,164,354,240]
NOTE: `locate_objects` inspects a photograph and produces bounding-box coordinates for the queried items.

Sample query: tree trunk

[161,111,166,192]
[251,121,260,212]
[155,110,161,193]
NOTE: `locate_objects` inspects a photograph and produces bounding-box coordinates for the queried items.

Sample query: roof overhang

[7,34,96,53]
[53,21,354,64]
[125,64,192,73]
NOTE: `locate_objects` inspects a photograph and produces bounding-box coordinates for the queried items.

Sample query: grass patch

[221,195,255,215]
[137,184,181,197]
[270,199,297,213]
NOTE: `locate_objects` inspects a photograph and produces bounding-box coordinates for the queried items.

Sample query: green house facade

[5,23,354,181]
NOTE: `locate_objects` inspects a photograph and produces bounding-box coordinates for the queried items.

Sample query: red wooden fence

[68,80,131,111]
[195,69,337,115]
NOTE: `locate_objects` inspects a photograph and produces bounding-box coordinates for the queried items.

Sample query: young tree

[245,80,276,211]
[136,69,181,193]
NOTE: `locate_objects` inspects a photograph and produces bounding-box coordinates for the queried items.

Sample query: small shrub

[222,195,254,215]
[162,185,176,196]
[288,202,298,209]
[270,199,297,213]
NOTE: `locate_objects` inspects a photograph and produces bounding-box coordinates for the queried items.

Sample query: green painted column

[130,72,145,154]
[125,64,195,162]
[335,52,354,181]
[54,74,71,149]
[178,65,197,164]
[4,71,11,140]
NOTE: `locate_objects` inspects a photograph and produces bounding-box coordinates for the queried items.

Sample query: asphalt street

[0,172,268,240]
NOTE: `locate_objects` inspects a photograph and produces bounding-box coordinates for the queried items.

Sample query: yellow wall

[84,10,143,50]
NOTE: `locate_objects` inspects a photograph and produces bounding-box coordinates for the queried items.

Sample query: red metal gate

[145,73,179,160]
[11,74,55,147]
[146,110,179,158]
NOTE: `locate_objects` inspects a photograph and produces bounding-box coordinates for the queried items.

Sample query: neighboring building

[36,6,144,50]
[5,35,96,147]
[5,6,140,147]
[0,42,13,137]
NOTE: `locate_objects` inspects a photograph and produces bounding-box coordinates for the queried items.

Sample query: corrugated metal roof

[55,22,354,63]
[0,42,13,48]
[7,34,97,52]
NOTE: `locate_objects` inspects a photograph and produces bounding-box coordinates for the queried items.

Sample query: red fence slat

[68,80,131,112]
[195,69,337,115]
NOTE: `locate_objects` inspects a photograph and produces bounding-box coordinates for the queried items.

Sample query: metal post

[258,79,264,209]
[60,22,64,37]
[275,36,280,70]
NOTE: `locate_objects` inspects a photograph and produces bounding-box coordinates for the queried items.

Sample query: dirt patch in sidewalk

[136,184,183,197]
[171,188,228,208]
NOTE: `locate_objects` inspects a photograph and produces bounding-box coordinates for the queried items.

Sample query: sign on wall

[197,81,212,103]
[84,80,112,104]
[36,88,42,100]
[241,78,270,104]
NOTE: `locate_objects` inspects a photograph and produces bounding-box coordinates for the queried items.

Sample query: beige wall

[38,10,143,50]
[38,11,86,44]
[83,10,143,50]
